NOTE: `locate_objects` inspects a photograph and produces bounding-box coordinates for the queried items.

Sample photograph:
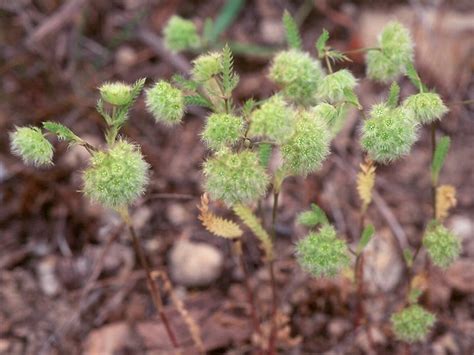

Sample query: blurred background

[0,0,473,354]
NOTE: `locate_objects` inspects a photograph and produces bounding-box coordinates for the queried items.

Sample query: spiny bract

[318,69,357,102]
[403,92,448,124]
[145,81,184,125]
[269,49,324,105]
[296,225,350,277]
[163,15,200,52]
[391,304,436,343]
[191,52,223,82]
[313,103,347,137]
[423,224,461,268]
[201,113,244,151]
[83,140,149,209]
[10,126,54,167]
[366,21,413,82]
[360,103,417,163]
[281,110,330,176]
[99,82,134,106]
[248,95,295,144]
[203,150,269,206]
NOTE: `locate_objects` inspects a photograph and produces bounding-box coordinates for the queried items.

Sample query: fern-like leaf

[258,143,272,168]
[387,82,400,108]
[184,95,213,108]
[221,44,239,95]
[198,194,243,239]
[233,204,273,259]
[282,10,302,50]
[43,121,82,144]
[172,74,199,91]
[436,185,456,221]
[316,29,329,58]
[357,159,376,211]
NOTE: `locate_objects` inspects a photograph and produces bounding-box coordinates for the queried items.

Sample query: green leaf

[316,29,329,58]
[172,74,198,91]
[221,44,239,95]
[241,98,256,117]
[408,287,423,304]
[297,203,329,228]
[184,94,213,108]
[282,10,302,50]
[406,62,428,93]
[258,143,272,168]
[431,136,450,185]
[356,224,375,254]
[387,82,400,108]
[202,18,214,44]
[207,0,244,44]
[326,49,351,63]
[43,121,82,144]
[96,98,112,125]
[343,87,361,109]
[403,248,414,268]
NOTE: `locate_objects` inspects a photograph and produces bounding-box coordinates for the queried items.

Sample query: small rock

[169,240,223,287]
[115,45,137,68]
[84,322,131,355]
[260,19,284,44]
[166,203,189,225]
[37,256,60,297]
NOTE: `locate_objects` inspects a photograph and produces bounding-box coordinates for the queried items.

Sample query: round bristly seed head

[403,92,448,124]
[281,110,330,176]
[248,95,295,144]
[391,304,436,343]
[203,150,269,206]
[317,69,357,102]
[360,103,418,163]
[10,126,54,167]
[99,82,134,106]
[145,81,184,125]
[269,49,324,105]
[191,52,223,82]
[163,15,200,52]
[423,224,461,268]
[296,225,350,277]
[201,113,244,151]
[83,140,150,209]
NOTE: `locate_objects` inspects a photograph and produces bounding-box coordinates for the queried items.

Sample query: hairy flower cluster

[145,81,184,125]
[318,69,357,102]
[201,113,244,150]
[163,16,200,52]
[248,95,295,144]
[366,22,414,82]
[403,92,448,124]
[83,141,149,208]
[296,225,350,277]
[391,305,436,342]
[423,224,461,268]
[203,150,269,206]
[10,126,53,167]
[99,82,134,106]
[191,52,223,82]
[360,103,417,163]
[269,49,324,105]
[281,110,330,176]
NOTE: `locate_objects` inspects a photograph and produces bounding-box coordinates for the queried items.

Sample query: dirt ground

[0,1,473,354]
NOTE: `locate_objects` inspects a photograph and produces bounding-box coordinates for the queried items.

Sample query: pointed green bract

[145,81,184,125]
[201,113,244,150]
[10,126,54,167]
[318,69,357,102]
[163,16,200,52]
[403,92,448,124]
[282,10,302,50]
[423,223,461,268]
[391,305,436,342]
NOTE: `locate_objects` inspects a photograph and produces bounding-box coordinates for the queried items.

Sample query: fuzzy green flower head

[10,126,54,167]
[191,52,223,82]
[145,81,184,125]
[423,224,461,268]
[403,92,448,124]
[366,21,414,82]
[360,103,418,163]
[269,49,324,105]
[391,305,436,343]
[248,95,295,144]
[83,140,149,209]
[99,82,134,106]
[203,150,269,206]
[281,110,330,176]
[318,69,357,102]
[163,16,200,52]
[312,103,348,137]
[202,113,244,151]
[296,225,350,277]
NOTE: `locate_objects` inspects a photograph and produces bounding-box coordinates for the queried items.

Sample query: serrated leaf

[172,74,199,91]
[406,62,428,93]
[198,194,242,239]
[221,44,239,96]
[258,143,272,168]
[96,98,112,125]
[343,87,361,109]
[431,136,450,185]
[435,185,456,221]
[241,98,256,117]
[282,10,302,50]
[387,82,400,108]
[297,203,329,228]
[184,95,213,108]
[357,224,375,254]
[326,49,351,63]
[43,121,82,144]
[316,29,329,58]
[233,204,273,259]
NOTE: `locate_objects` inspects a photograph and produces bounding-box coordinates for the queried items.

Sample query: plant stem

[342,47,381,55]
[267,190,279,355]
[324,54,333,73]
[120,209,180,350]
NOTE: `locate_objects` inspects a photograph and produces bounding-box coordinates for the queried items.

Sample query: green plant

[391,304,436,342]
